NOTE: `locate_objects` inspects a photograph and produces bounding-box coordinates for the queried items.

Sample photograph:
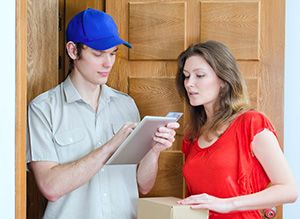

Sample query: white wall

[284,0,300,217]
[0,1,16,218]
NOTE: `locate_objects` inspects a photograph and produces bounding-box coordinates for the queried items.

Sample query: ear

[219,80,226,89]
[66,41,78,60]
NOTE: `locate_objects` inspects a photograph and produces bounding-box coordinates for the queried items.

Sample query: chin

[96,78,108,85]
[189,102,201,107]
[189,98,205,106]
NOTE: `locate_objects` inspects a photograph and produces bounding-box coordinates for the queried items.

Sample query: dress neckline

[196,111,248,150]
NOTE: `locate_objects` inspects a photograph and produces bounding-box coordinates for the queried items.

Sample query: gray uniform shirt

[27,76,140,219]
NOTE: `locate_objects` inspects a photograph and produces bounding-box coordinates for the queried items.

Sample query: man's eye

[94,53,103,57]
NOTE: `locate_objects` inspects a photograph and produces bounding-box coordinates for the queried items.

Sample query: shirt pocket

[54,128,88,163]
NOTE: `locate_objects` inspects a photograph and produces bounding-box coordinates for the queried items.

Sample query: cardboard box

[137,197,208,219]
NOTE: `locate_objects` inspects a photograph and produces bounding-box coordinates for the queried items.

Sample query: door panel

[27,0,59,218]
[128,2,186,60]
[27,0,59,102]
[200,1,260,60]
[106,0,284,218]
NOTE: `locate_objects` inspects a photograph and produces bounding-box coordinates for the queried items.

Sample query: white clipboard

[106,114,181,165]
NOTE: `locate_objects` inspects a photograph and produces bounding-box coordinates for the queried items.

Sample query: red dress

[182,111,278,219]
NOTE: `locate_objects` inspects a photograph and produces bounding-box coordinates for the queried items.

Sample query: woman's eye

[184,75,190,78]
[197,74,205,78]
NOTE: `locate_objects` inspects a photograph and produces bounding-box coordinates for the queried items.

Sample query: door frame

[16,0,27,218]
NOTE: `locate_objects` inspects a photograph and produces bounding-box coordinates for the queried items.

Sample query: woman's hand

[177,193,234,213]
[152,122,180,153]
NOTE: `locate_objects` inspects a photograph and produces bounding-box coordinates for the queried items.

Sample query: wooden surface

[27,0,59,102]
[27,172,47,219]
[140,151,184,198]
[200,1,260,60]
[129,2,186,60]
[16,0,27,218]
[65,0,104,26]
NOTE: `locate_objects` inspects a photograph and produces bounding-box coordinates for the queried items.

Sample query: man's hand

[152,122,180,153]
[106,122,137,152]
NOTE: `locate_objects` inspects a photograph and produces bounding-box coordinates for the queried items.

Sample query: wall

[0,1,16,218]
[284,0,300,217]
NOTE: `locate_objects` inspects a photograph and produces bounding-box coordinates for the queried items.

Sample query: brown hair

[66,43,84,76]
[176,40,251,141]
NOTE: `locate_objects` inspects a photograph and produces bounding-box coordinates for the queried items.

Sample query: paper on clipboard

[106,112,182,165]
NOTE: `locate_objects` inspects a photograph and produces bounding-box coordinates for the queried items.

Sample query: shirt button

[101,167,105,172]
[103,193,107,197]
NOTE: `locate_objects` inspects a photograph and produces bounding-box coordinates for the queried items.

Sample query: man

[27,8,179,219]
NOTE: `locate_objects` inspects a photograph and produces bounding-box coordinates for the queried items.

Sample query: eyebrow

[183,68,205,73]
[99,47,119,53]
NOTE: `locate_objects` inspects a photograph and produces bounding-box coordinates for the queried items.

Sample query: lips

[98,72,109,77]
[188,91,198,96]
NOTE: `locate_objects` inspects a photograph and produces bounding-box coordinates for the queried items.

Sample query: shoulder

[239,110,265,118]
[109,87,131,98]
[237,110,270,124]
[29,84,62,110]
[107,86,136,105]
[105,86,140,121]
[235,110,277,141]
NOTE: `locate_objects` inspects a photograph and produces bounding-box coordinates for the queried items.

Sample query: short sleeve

[27,102,59,163]
[237,111,275,194]
[243,111,278,145]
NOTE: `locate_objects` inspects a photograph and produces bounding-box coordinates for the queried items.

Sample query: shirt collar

[63,76,118,104]
[63,76,82,103]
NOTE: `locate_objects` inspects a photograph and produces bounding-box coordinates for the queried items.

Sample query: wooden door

[106,0,285,218]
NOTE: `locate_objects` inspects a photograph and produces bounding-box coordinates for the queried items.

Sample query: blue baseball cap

[66,8,132,50]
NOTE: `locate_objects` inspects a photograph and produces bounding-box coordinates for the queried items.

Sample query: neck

[69,73,101,111]
[204,105,215,121]
[204,100,220,121]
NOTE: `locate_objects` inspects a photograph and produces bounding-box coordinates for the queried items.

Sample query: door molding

[16,0,27,218]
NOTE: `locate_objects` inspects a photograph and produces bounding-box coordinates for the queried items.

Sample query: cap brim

[84,36,132,50]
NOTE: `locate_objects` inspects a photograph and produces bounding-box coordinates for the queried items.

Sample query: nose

[185,75,195,87]
[102,54,114,68]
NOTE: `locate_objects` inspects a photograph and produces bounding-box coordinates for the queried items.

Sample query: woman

[176,40,297,218]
